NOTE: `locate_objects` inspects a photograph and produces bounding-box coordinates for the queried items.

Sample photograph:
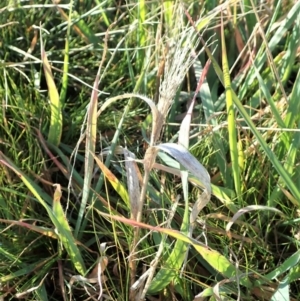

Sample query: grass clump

[1,0,300,300]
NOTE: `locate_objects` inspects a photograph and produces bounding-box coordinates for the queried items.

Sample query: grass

[0,0,300,300]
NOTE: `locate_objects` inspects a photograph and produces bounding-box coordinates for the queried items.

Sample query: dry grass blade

[178,57,211,230]
[226,205,285,239]
[69,256,108,301]
[158,143,211,193]
[14,273,49,299]
[141,142,211,296]
[123,148,141,221]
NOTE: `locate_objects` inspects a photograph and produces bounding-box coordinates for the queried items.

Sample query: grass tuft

[1,1,300,300]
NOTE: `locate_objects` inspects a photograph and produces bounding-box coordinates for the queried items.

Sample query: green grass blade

[194,58,231,187]
[280,19,300,87]
[95,0,110,27]
[147,223,189,293]
[137,0,146,69]
[220,14,241,198]
[93,154,130,207]
[163,0,174,30]
[98,212,253,289]
[242,0,256,36]
[52,184,86,275]
[232,93,300,203]
[147,142,211,293]
[268,67,300,208]
[239,1,300,96]
[38,134,84,190]
[74,73,99,238]
[0,153,86,275]
[284,68,300,129]
[40,31,62,147]
[55,6,99,46]
[204,44,300,204]
[264,250,300,282]
[253,69,287,132]
[35,284,49,301]
[147,171,189,294]
[59,0,74,105]
[0,257,57,283]
[0,152,53,206]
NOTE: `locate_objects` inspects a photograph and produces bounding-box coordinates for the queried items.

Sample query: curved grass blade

[157,143,211,194]
[146,143,211,293]
[157,152,238,213]
[226,205,285,238]
[93,73,149,195]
